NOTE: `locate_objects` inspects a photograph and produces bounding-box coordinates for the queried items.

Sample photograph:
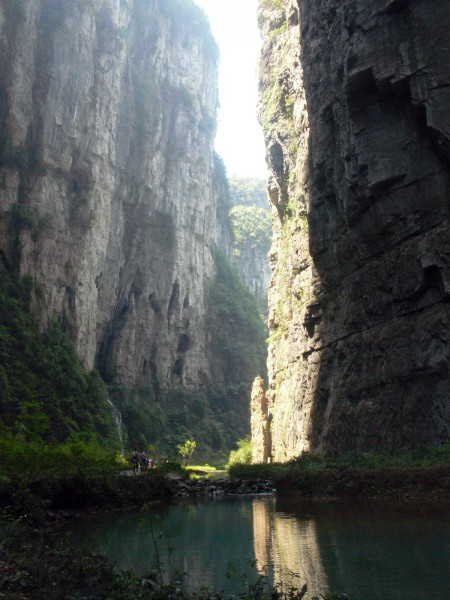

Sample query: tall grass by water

[0,438,171,518]
[229,444,450,500]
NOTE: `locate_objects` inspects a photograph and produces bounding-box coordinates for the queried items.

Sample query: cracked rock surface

[0,0,226,390]
[258,0,449,459]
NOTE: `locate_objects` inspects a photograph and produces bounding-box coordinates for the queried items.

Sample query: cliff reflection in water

[252,497,450,600]
[65,496,450,599]
[252,498,328,596]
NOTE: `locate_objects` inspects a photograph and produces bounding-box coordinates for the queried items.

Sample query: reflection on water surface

[254,497,450,599]
[66,496,450,599]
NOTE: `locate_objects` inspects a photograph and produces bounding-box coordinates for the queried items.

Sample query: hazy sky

[195,0,268,179]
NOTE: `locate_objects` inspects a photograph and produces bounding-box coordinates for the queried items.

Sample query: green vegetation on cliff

[164,385,252,462]
[230,205,271,258]
[228,179,270,257]
[207,247,267,385]
[0,257,117,446]
[109,246,269,465]
[108,383,247,465]
[0,223,267,466]
[228,177,267,207]
[227,176,271,317]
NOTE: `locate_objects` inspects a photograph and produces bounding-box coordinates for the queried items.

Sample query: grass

[229,444,450,500]
[0,437,125,479]
[231,443,450,475]
[0,438,173,519]
[186,464,229,480]
[186,464,218,474]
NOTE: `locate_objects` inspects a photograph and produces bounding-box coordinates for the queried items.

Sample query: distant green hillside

[229,177,268,208]
[230,204,271,259]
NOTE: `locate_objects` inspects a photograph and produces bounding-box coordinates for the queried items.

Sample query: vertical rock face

[250,375,271,463]
[235,244,271,313]
[229,178,271,312]
[258,0,450,459]
[0,0,224,390]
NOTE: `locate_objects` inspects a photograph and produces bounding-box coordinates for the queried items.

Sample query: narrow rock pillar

[250,376,271,463]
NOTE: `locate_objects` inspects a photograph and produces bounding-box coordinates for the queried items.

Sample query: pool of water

[65,496,450,599]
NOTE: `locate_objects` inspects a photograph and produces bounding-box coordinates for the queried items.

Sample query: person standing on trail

[131,450,139,475]
[139,451,147,472]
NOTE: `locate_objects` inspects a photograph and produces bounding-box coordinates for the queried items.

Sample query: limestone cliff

[258,0,450,459]
[250,375,271,463]
[0,0,224,392]
[229,178,271,313]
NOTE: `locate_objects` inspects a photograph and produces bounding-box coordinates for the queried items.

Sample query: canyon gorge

[0,0,266,457]
[0,0,448,461]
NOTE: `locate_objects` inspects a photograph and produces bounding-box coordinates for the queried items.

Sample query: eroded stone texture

[235,247,271,314]
[250,375,271,463]
[258,0,449,459]
[229,179,271,313]
[0,0,224,390]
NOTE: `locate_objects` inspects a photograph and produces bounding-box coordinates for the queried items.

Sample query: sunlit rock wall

[250,376,271,463]
[258,0,450,458]
[0,0,222,390]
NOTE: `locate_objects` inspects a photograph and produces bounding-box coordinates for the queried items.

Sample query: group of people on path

[131,450,155,474]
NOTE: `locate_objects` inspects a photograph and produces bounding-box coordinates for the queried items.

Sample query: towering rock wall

[258,0,450,459]
[229,178,271,312]
[0,0,225,391]
[234,238,271,314]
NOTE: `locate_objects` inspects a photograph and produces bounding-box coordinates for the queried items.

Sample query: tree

[177,439,197,466]
[227,436,252,467]
[229,205,271,258]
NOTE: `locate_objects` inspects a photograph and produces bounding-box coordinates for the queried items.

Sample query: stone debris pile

[173,478,276,497]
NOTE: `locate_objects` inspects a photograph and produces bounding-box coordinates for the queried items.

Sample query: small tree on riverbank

[177,439,196,466]
[227,435,252,467]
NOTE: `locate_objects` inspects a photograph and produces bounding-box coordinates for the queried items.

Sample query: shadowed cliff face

[258,0,449,459]
[0,0,224,390]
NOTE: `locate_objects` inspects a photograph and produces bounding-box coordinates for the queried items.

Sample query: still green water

[66,496,450,599]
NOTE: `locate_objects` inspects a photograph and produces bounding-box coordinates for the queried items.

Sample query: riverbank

[1,443,449,599]
[275,465,449,503]
[229,445,450,504]
[173,476,275,497]
[2,443,449,523]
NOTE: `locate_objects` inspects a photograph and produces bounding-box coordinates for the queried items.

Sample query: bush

[229,444,450,495]
[227,436,253,468]
[0,437,172,517]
